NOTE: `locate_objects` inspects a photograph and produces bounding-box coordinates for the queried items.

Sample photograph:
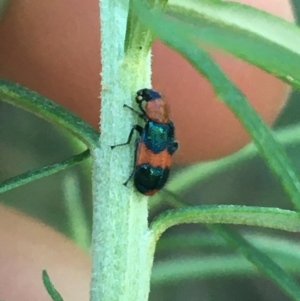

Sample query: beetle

[111,88,178,196]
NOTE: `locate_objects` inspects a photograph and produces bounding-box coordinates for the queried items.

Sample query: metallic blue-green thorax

[140,120,176,154]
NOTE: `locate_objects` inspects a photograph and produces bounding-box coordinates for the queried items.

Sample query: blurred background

[0,1,300,300]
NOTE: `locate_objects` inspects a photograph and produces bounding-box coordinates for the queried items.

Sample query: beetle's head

[135,88,161,104]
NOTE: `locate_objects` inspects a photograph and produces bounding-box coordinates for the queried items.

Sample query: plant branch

[89,0,167,300]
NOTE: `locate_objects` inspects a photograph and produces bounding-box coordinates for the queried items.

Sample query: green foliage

[132,0,300,212]
[1,0,300,300]
[151,205,300,239]
[166,0,300,89]
[62,172,91,251]
[0,150,90,194]
[210,225,300,301]
[131,0,300,299]
[42,270,65,301]
[0,79,99,148]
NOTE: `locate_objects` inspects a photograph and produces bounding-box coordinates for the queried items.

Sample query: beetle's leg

[168,141,179,154]
[122,136,140,188]
[123,169,135,187]
[138,103,148,120]
[110,125,143,149]
[123,104,147,121]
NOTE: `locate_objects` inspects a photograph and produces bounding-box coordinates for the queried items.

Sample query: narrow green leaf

[152,255,257,285]
[157,232,300,259]
[132,0,300,212]
[42,270,64,301]
[63,172,91,250]
[291,0,300,25]
[154,193,300,299]
[150,205,300,241]
[0,150,90,194]
[0,79,99,148]
[166,0,300,89]
[154,184,300,298]
[152,254,300,285]
[210,224,300,301]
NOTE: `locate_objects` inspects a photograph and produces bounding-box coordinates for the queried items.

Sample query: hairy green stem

[90,1,156,301]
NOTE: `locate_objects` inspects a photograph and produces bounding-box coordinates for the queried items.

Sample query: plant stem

[90,1,155,300]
